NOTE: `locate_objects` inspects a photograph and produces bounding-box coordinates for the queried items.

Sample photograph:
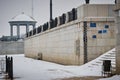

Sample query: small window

[92,35,96,39]
[105,25,109,29]
[90,23,96,27]
[98,30,102,34]
[103,30,107,33]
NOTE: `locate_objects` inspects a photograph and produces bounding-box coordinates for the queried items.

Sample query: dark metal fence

[0,56,13,79]
[6,56,13,79]
[26,8,77,37]
[37,26,42,33]
[0,57,5,73]
[102,60,112,77]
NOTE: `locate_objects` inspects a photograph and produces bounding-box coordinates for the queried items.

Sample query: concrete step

[100,56,115,59]
[105,57,115,60]
[91,63,100,66]
[104,55,115,57]
[108,53,115,54]
[112,51,116,53]
[95,61,102,64]
[86,48,116,70]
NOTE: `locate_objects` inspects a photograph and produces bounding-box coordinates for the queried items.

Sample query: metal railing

[0,56,6,74]
[0,56,13,79]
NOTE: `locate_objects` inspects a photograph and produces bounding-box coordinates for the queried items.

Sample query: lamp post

[50,0,53,21]
[85,0,90,4]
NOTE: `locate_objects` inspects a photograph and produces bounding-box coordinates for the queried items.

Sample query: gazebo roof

[9,12,36,22]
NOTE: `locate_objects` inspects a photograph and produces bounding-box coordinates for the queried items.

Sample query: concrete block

[97,39,105,46]
[77,5,84,19]
[87,5,98,17]
[97,5,108,17]
[87,39,97,46]
[83,5,88,17]
[0,41,24,55]
[117,34,120,45]
[108,5,115,17]
[97,33,102,39]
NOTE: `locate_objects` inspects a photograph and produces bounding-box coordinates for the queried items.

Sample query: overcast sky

[0,0,114,37]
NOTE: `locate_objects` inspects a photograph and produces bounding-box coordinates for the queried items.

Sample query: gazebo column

[26,24,29,34]
[33,24,36,29]
[10,24,13,38]
[26,24,29,37]
[17,24,20,39]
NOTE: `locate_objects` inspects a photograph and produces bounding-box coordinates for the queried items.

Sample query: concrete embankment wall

[25,21,82,65]
[115,0,120,74]
[25,4,115,65]
[0,41,24,55]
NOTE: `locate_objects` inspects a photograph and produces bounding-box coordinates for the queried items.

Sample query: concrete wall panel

[0,41,24,55]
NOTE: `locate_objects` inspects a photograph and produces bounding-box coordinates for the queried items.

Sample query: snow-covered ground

[99,75,120,80]
[0,48,119,80]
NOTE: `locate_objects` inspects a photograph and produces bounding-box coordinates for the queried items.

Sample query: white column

[33,24,35,29]
[26,24,29,34]
[10,24,13,38]
[26,24,29,37]
[17,24,20,39]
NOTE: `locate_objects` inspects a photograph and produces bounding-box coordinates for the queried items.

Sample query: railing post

[5,55,8,73]
[5,56,13,79]
[10,57,13,79]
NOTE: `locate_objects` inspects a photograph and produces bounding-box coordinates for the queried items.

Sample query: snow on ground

[99,75,120,80]
[0,48,119,80]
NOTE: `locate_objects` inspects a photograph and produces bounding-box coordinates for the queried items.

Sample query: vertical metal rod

[8,57,10,78]
[85,0,90,4]
[10,57,13,79]
[115,0,116,4]
[83,21,88,63]
[10,25,13,40]
[32,0,34,17]
[5,55,8,73]
[17,25,20,39]
[50,0,53,21]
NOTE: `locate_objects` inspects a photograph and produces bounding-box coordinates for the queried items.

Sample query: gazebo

[9,12,37,39]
